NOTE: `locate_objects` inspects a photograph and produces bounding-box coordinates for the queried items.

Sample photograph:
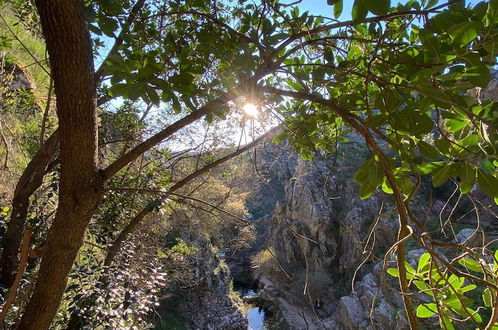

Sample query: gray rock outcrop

[252,142,404,329]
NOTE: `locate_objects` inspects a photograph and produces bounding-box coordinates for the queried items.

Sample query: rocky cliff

[249,141,408,329]
[244,74,498,330]
[248,141,498,329]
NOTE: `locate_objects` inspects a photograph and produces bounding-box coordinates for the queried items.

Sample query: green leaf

[324,48,335,64]
[387,268,399,277]
[440,316,456,330]
[354,159,384,199]
[405,261,416,277]
[334,0,343,19]
[128,82,146,100]
[432,164,453,187]
[287,80,305,92]
[367,114,388,128]
[397,174,415,196]
[301,150,313,161]
[369,0,390,15]
[460,284,476,293]
[419,33,441,60]
[458,258,483,273]
[428,11,467,33]
[391,110,434,136]
[417,253,431,273]
[352,0,368,24]
[98,16,118,37]
[464,308,482,323]
[483,287,492,307]
[145,86,160,105]
[381,177,393,194]
[108,83,129,97]
[446,119,467,132]
[353,159,374,183]
[435,138,451,155]
[448,21,482,46]
[418,141,441,159]
[477,169,498,197]
[413,280,431,293]
[101,1,124,15]
[416,303,437,318]
[461,133,479,146]
[459,162,476,194]
[262,18,273,36]
[448,274,464,290]
[272,132,286,144]
[485,0,498,26]
[467,62,491,88]
[170,72,195,86]
[418,162,443,175]
[172,96,182,114]
[359,183,374,200]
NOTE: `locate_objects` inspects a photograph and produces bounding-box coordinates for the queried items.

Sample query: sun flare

[242,103,259,117]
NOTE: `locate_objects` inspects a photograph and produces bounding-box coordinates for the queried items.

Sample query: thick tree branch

[100,93,235,180]
[0,130,59,289]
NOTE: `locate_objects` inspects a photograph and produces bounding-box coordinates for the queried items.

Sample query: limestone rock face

[253,142,404,329]
[332,266,407,330]
[266,145,395,277]
[1,62,36,91]
[338,296,365,330]
[474,70,498,102]
[453,228,485,247]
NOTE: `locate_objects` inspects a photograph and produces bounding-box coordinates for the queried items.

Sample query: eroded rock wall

[254,142,406,329]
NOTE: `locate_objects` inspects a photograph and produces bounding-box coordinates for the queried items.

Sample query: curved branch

[0,228,31,323]
[0,130,59,289]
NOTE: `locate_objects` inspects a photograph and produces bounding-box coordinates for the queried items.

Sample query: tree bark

[0,131,58,290]
[18,0,102,328]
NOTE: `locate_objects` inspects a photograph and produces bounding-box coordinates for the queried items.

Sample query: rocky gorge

[167,132,497,329]
[224,135,496,329]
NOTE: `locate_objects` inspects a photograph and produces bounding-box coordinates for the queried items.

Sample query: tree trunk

[0,131,58,289]
[18,0,101,328]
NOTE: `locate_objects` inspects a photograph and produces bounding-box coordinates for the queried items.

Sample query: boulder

[372,300,396,329]
[338,296,365,330]
[454,228,484,247]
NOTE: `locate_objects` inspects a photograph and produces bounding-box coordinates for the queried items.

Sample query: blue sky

[296,0,484,19]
